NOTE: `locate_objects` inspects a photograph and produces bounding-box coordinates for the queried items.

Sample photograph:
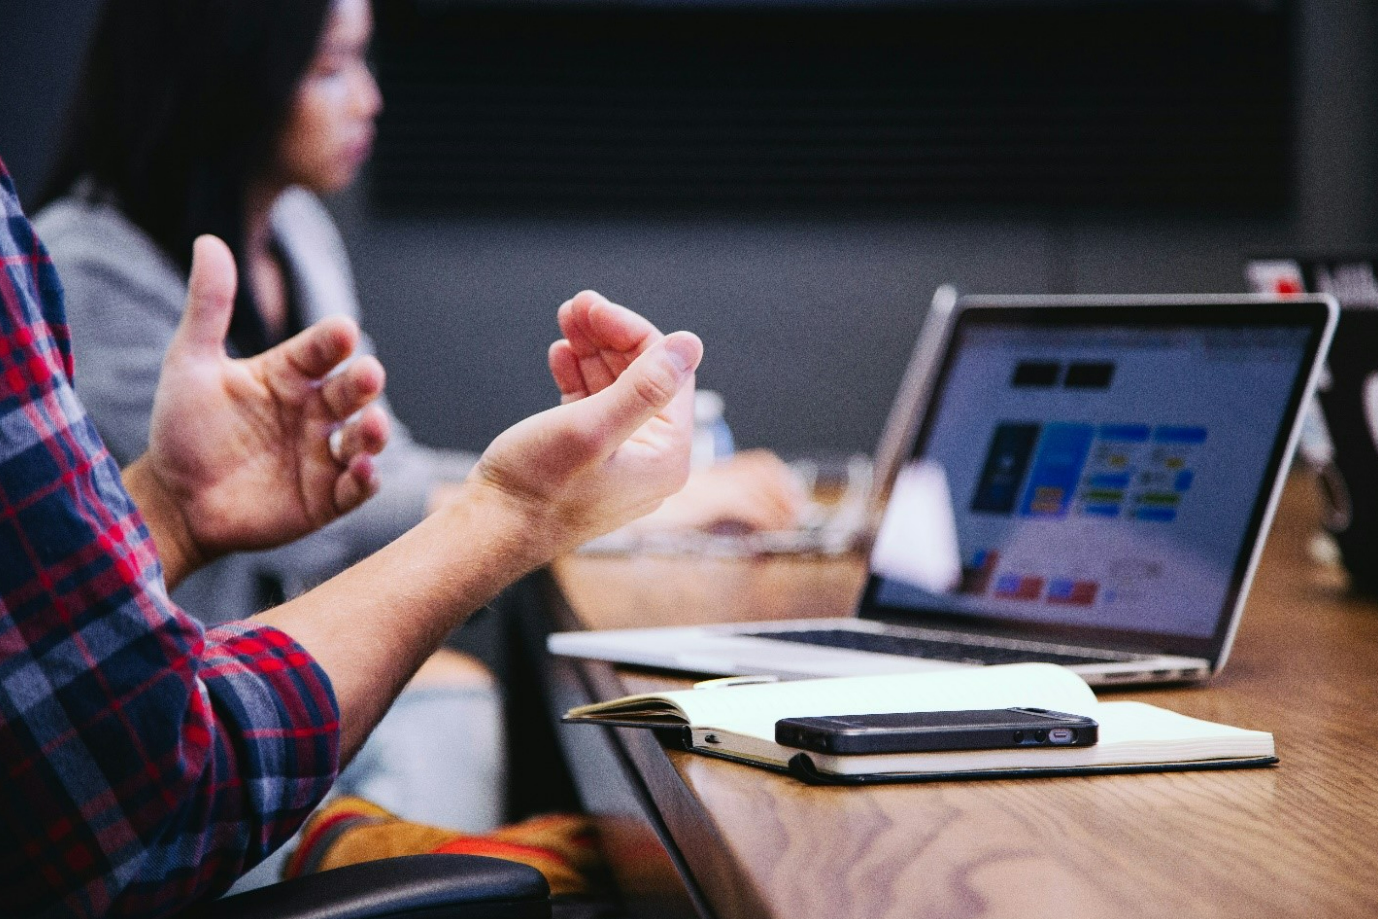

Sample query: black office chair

[185,853,551,919]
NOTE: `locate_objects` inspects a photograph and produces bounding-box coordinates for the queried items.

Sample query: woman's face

[275,0,382,194]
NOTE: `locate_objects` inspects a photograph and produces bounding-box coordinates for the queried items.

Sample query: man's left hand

[125,235,389,585]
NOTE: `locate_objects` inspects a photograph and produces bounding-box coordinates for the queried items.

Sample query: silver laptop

[550,293,1338,685]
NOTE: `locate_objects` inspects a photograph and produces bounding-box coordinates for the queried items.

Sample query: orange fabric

[287,797,600,897]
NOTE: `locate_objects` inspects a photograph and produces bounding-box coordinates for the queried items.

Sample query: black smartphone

[774,707,1098,755]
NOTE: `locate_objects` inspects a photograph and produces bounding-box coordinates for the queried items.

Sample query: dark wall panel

[371,2,1293,214]
[331,205,1056,454]
[0,0,100,202]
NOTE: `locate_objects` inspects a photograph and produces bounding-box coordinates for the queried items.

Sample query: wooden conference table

[538,475,1378,919]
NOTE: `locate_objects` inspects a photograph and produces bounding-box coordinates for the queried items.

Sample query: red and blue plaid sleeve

[0,163,340,917]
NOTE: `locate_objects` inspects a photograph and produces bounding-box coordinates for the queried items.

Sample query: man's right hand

[262,291,701,757]
[465,291,703,558]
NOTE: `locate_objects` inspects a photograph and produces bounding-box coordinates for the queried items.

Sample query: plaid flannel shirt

[0,161,340,917]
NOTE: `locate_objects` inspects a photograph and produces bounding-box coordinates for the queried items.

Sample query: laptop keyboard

[743,628,1131,667]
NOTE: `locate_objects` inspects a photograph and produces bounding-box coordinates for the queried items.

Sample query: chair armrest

[192,854,550,919]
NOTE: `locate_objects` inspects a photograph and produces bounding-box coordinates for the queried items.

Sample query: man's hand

[466,290,703,557]
[124,236,389,587]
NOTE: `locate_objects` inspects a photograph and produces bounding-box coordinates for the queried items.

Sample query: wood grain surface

[553,475,1378,919]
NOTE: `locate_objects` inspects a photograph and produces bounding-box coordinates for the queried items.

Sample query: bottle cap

[695,390,725,424]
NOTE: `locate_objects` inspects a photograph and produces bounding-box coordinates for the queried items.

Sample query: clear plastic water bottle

[692,390,735,468]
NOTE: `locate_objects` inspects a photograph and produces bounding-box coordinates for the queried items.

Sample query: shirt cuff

[199,622,341,860]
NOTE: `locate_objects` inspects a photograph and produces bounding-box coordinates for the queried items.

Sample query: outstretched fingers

[256,319,388,516]
[556,291,664,396]
[251,316,368,413]
[332,404,390,461]
[319,354,386,421]
[283,316,361,381]
[549,340,587,404]
[559,331,703,462]
[328,406,388,512]
[333,451,381,513]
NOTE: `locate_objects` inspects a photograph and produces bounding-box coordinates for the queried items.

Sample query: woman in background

[36,0,802,883]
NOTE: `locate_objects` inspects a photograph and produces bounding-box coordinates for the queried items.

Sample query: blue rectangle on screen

[1019,423,1094,518]
[1135,507,1178,522]
[994,574,1021,594]
[1089,473,1132,490]
[1153,426,1208,444]
[1097,424,1150,442]
[1175,469,1195,491]
[1082,505,1121,518]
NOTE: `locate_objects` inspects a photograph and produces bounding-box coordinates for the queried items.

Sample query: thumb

[564,331,703,453]
[169,235,237,361]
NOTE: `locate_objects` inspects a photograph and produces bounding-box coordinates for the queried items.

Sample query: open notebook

[563,664,1276,785]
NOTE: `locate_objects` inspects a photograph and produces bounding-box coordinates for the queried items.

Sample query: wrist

[121,458,211,588]
[441,478,562,573]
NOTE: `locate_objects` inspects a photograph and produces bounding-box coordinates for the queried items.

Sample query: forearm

[122,456,208,590]
[257,480,547,758]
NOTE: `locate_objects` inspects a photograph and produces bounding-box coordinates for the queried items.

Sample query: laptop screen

[862,300,1332,659]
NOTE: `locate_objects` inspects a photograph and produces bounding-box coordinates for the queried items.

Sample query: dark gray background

[3,0,1376,457]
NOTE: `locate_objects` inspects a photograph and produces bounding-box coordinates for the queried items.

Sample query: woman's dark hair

[39,0,334,354]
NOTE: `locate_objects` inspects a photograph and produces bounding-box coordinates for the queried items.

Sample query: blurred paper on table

[869,460,961,592]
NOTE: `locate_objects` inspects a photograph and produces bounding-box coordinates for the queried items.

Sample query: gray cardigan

[35,187,477,625]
